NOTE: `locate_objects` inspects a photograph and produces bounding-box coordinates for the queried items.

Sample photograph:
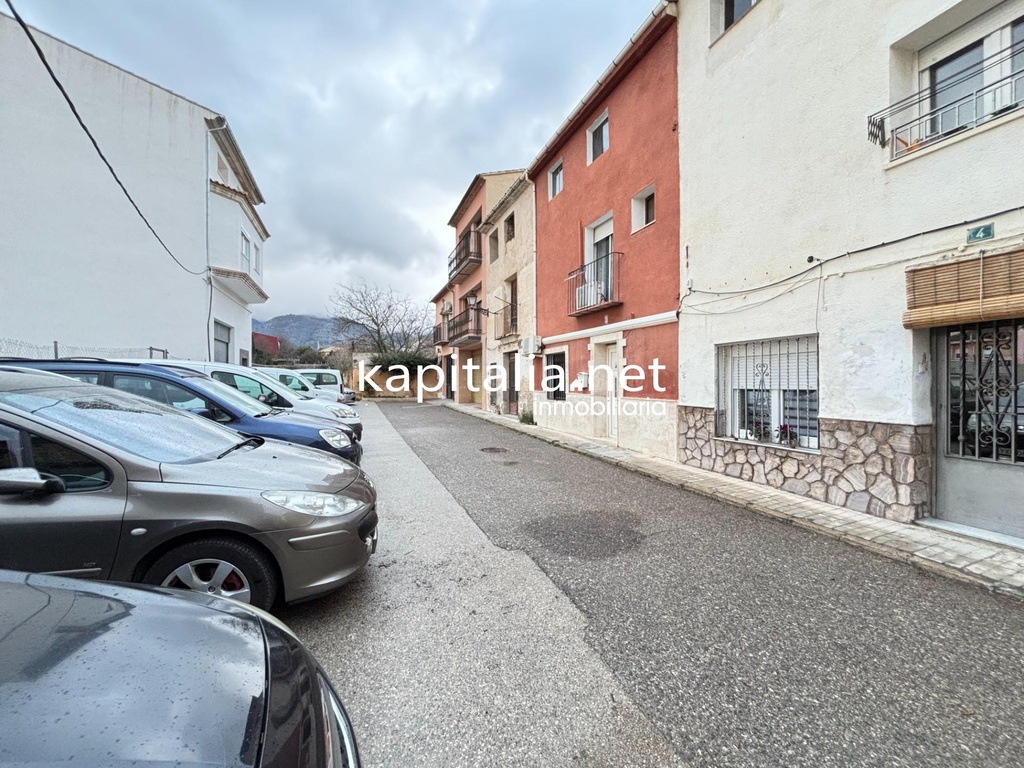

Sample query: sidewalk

[442,401,1024,601]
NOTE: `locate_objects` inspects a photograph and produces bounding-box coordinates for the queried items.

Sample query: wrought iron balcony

[448,308,482,346]
[448,229,482,283]
[567,252,622,317]
[868,40,1024,160]
[432,321,448,346]
[502,304,519,337]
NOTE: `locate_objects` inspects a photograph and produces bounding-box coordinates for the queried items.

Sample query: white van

[296,368,356,403]
[257,367,337,402]
[151,361,363,440]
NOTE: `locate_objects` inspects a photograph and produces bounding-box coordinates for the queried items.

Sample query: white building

[0,16,269,363]
[480,173,537,418]
[676,0,1024,539]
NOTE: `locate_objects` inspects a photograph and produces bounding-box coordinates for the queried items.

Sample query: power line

[4,0,207,276]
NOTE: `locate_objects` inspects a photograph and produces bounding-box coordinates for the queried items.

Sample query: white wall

[0,17,248,361]
[677,0,1024,426]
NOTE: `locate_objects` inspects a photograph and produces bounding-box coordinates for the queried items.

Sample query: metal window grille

[544,353,567,401]
[944,320,1023,463]
[717,335,819,448]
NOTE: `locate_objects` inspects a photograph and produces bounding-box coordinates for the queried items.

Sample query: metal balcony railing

[869,40,1024,160]
[501,304,518,337]
[432,322,448,346]
[448,230,482,283]
[567,252,622,316]
[448,308,482,345]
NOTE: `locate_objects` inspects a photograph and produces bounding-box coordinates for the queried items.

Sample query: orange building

[527,2,680,459]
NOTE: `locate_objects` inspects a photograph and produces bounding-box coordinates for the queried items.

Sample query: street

[281,402,1024,768]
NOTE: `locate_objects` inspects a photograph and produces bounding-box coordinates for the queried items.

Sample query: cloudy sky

[11,0,659,320]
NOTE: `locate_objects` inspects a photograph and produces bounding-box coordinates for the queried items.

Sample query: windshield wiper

[217,436,262,459]
[253,408,285,419]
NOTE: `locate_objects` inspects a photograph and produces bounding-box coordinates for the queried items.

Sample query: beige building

[479,173,537,417]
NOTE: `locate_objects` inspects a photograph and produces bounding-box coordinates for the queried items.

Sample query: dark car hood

[159,437,359,491]
[0,571,266,767]
[245,409,355,438]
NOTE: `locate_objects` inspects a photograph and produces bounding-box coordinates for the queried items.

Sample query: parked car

[146,360,363,439]
[7,360,362,463]
[0,569,361,767]
[258,365,345,403]
[298,368,357,403]
[0,370,378,611]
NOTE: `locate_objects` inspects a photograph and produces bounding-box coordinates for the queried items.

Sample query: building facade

[676,0,1024,538]
[480,174,536,417]
[528,1,680,460]
[432,171,522,405]
[0,17,268,363]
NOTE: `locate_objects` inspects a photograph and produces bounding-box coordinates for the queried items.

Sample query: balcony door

[586,219,613,305]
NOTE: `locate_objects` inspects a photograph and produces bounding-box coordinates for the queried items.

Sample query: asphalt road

[283,402,1024,768]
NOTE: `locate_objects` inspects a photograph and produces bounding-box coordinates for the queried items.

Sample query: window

[216,153,229,184]
[587,112,609,164]
[254,243,262,274]
[504,213,515,242]
[213,321,231,363]
[320,373,339,386]
[503,277,519,337]
[631,185,656,231]
[549,162,563,199]
[544,353,567,401]
[717,336,819,449]
[724,0,757,30]
[212,371,286,408]
[0,424,110,492]
[66,373,100,384]
[111,375,207,412]
[240,231,252,273]
[930,41,985,135]
[489,230,499,263]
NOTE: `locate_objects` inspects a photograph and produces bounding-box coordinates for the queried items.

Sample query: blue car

[6,361,363,465]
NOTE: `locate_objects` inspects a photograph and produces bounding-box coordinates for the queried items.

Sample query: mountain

[252,315,357,348]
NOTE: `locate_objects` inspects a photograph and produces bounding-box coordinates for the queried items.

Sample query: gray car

[0,370,378,612]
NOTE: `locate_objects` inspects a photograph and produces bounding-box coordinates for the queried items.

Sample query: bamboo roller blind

[903,249,1024,328]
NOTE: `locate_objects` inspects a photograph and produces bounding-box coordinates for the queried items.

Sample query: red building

[528,2,679,459]
[251,331,280,359]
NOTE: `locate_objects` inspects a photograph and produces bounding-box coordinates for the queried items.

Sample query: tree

[329,281,433,356]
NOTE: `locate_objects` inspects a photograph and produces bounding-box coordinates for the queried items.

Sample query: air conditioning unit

[575,281,605,312]
[440,300,453,315]
[519,336,542,356]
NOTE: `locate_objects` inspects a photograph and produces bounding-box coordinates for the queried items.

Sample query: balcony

[448,308,483,347]
[869,41,1024,160]
[448,230,482,283]
[432,321,448,346]
[567,252,622,317]
[501,304,519,338]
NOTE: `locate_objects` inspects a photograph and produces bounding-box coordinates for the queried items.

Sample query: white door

[607,346,619,440]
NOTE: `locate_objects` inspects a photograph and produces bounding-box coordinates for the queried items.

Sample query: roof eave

[206,116,266,205]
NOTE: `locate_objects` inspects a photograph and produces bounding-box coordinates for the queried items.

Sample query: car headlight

[262,491,364,517]
[328,405,356,418]
[319,428,352,448]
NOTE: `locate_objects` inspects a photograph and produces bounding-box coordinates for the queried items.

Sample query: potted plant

[776,424,799,448]
[751,421,773,442]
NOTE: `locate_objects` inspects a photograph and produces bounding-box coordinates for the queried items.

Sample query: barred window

[544,353,567,401]
[717,336,819,449]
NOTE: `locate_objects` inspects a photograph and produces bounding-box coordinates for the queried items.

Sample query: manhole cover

[480,447,508,453]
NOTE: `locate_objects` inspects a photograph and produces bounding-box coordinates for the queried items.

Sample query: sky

[10,0,661,321]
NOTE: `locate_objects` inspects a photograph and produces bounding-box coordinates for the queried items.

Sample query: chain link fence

[0,338,170,360]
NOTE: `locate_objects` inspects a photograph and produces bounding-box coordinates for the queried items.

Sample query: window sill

[884,107,1024,170]
[630,220,656,235]
[713,436,820,455]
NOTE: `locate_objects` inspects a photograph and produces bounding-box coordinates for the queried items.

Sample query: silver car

[0,370,378,612]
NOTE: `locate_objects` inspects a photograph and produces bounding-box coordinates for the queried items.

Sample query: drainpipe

[206,118,229,361]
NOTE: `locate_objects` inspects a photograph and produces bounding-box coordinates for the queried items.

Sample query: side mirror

[0,468,66,495]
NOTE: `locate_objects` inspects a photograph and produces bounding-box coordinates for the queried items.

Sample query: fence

[0,338,170,360]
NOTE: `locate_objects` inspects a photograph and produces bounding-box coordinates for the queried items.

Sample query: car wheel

[143,538,278,611]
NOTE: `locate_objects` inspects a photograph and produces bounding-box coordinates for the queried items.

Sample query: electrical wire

[5,0,207,276]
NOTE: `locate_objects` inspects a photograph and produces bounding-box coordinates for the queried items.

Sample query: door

[0,421,127,578]
[935,322,1024,538]
[504,352,518,416]
[588,220,614,304]
[607,346,620,440]
[444,356,454,399]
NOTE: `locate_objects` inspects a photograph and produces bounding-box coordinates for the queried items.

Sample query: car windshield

[190,375,273,417]
[0,386,243,463]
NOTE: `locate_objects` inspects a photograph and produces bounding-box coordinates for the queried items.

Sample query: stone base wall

[678,407,932,523]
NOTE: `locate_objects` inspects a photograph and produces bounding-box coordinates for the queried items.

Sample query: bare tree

[329,281,433,356]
